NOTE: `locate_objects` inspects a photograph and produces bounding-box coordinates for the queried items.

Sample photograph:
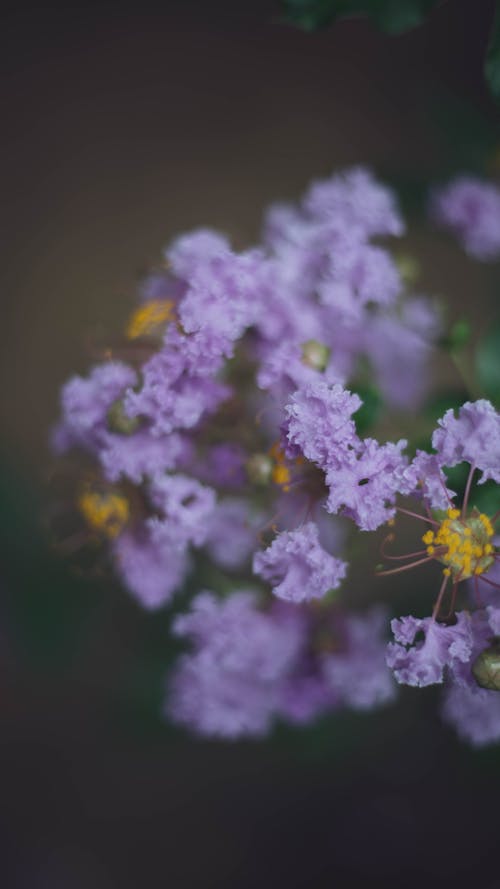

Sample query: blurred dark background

[2,1,500,886]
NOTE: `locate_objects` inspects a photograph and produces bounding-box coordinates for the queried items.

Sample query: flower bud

[301,339,331,372]
[472,640,500,691]
[107,399,141,435]
[246,453,273,486]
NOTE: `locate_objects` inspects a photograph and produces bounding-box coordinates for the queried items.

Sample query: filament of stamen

[478,575,500,591]
[376,555,437,577]
[432,572,450,621]
[395,507,439,526]
[461,463,476,519]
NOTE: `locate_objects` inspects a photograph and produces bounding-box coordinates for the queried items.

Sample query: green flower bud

[472,640,500,691]
[107,399,141,435]
[246,453,273,486]
[301,339,331,372]
[394,253,420,286]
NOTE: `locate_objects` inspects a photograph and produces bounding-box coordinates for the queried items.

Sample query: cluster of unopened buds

[51,167,500,744]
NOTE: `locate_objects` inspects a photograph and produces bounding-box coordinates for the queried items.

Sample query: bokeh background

[2,1,500,886]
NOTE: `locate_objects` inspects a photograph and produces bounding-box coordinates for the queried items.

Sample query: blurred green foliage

[476,320,500,406]
[486,1,500,101]
[282,0,439,33]
[283,0,500,103]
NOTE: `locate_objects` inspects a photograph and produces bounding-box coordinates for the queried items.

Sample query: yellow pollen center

[126,299,175,340]
[78,490,130,539]
[422,508,495,580]
[269,442,291,491]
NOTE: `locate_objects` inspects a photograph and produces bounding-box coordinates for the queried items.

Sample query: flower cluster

[51,168,499,744]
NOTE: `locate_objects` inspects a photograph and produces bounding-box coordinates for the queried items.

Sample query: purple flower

[52,361,190,484]
[197,443,247,490]
[448,610,492,691]
[303,166,405,237]
[432,400,500,484]
[397,450,455,510]
[124,348,231,436]
[178,249,263,344]
[204,499,262,570]
[441,681,500,746]
[147,474,216,548]
[257,341,333,397]
[386,612,473,687]
[253,522,347,603]
[53,362,137,454]
[325,438,407,531]
[165,228,231,278]
[283,381,361,469]
[166,591,306,737]
[138,268,186,305]
[113,529,189,610]
[318,243,401,321]
[431,177,500,260]
[364,296,440,409]
[99,430,188,485]
[277,674,333,725]
[322,608,396,710]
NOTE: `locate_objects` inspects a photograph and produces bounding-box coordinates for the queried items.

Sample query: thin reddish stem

[438,470,454,508]
[381,547,430,562]
[376,555,437,577]
[256,512,282,542]
[299,495,316,526]
[380,538,446,562]
[478,575,500,591]
[461,463,476,519]
[443,581,459,620]
[395,507,439,526]
[474,574,484,608]
[432,573,450,621]
[423,500,435,522]
[491,510,500,525]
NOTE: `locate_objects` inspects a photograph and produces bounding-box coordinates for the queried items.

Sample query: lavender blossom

[283,381,361,469]
[303,166,405,237]
[114,529,189,610]
[397,451,455,510]
[431,177,500,260]
[147,474,216,548]
[432,399,500,484]
[204,499,262,571]
[166,591,306,737]
[386,613,473,687]
[253,522,347,603]
[442,682,500,746]
[322,608,396,710]
[325,438,407,531]
[51,165,499,746]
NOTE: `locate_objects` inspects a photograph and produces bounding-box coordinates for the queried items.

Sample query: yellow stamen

[126,299,175,340]
[272,463,291,488]
[422,507,496,581]
[78,490,129,539]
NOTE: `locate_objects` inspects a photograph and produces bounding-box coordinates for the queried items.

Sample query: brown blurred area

[2,0,498,472]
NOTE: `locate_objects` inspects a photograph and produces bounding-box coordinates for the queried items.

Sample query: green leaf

[476,321,500,406]
[423,388,469,423]
[352,383,382,435]
[282,0,440,34]
[485,1,500,103]
[439,319,471,353]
